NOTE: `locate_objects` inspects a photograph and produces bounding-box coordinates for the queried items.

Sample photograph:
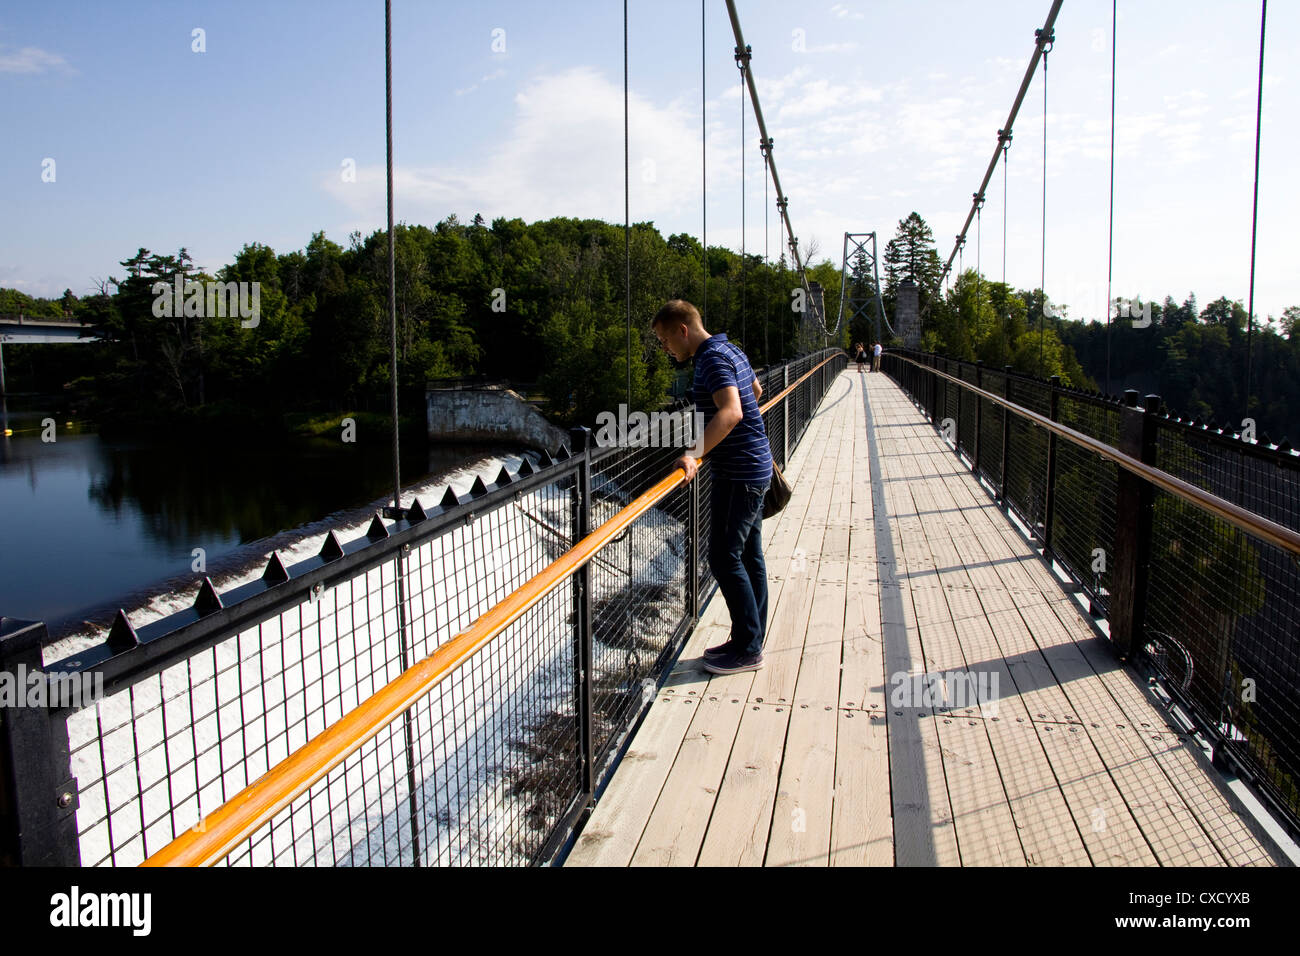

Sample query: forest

[3,210,1296,443]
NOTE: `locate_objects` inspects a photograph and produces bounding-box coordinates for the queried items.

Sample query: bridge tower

[837,232,891,347]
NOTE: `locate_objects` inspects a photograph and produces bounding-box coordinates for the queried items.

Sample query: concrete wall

[426,386,570,453]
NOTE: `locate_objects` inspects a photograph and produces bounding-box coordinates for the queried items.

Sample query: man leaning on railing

[651,299,771,675]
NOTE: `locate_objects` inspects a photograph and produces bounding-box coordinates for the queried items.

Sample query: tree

[1280,305,1300,339]
[883,212,942,327]
[1200,296,1247,332]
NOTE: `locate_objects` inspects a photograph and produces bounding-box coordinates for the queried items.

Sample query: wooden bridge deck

[566,368,1284,867]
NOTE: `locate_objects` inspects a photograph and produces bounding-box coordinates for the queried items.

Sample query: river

[0,402,521,639]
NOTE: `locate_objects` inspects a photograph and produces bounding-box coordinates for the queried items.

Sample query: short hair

[651,299,701,331]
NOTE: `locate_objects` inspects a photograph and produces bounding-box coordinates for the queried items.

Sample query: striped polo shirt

[692,333,773,483]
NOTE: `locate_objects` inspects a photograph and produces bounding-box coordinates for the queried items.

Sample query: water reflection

[0,418,517,634]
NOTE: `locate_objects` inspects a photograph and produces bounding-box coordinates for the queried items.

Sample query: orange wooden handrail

[891,352,1300,557]
[143,351,844,866]
[757,351,838,416]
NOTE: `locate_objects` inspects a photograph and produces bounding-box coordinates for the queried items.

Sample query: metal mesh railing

[1004,373,1051,534]
[1051,394,1121,614]
[65,469,582,867]
[1147,420,1300,822]
[587,442,695,768]
[1,347,846,867]
[956,362,978,465]
[977,366,1006,491]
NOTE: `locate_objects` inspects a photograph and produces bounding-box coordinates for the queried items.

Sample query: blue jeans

[707,476,770,657]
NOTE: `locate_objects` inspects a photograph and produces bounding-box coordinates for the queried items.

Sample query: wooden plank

[935,714,1027,865]
[766,701,837,866]
[832,374,894,867]
[747,440,837,706]
[1034,720,1159,865]
[630,676,751,866]
[576,369,850,867]
[891,465,1031,866]
[566,690,701,866]
[793,579,847,706]
[831,709,893,865]
[841,550,885,715]
[983,716,1092,865]
[696,702,789,866]
[1010,601,1223,863]
[982,608,1077,724]
[1062,607,1283,867]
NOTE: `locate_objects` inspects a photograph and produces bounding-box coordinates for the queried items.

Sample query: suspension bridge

[1,0,1296,871]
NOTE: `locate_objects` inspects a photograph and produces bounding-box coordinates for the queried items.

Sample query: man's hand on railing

[673,455,700,484]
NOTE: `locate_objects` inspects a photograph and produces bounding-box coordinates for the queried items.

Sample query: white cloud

[0,45,73,74]
[455,68,507,97]
[807,41,860,54]
[776,78,881,120]
[323,67,706,226]
[829,3,864,20]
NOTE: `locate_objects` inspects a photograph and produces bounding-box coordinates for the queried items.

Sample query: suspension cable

[701,0,707,322]
[922,0,1063,324]
[1038,27,1052,376]
[1245,0,1268,419]
[1001,131,1011,286]
[975,192,984,324]
[624,0,631,410]
[384,0,400,515]
[384,0,420,866]
[764,137,770,362]
[1105,0,1116,396]
[723,0,830,337]
[737,43,749,348]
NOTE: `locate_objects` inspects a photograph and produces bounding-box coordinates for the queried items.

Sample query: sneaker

[702,650,764,675]
[702,634,736,660]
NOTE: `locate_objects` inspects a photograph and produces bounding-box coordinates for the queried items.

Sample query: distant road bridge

[0,316,99,398]
[0,316,100,344]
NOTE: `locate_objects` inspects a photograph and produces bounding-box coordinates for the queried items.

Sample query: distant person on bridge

[652,299,771,676]
[854,342,867,371]
[872,341,882,372]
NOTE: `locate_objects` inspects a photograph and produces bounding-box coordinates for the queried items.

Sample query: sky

[1,0,1296,326]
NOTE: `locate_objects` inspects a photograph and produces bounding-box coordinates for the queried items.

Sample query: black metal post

[926,354,932,420]
[999,366,1013,509]
[1110,391,1159,659]
[782,365,790,467]
[569,427,595,799]
[955,360,964,454]
[395,548,420,866]
[941,357,949,432]
[0,618,80,866]
[973,361,984,476]
[1043,375,1061,555]
[928,354,938,423]
[688,469,700,621]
